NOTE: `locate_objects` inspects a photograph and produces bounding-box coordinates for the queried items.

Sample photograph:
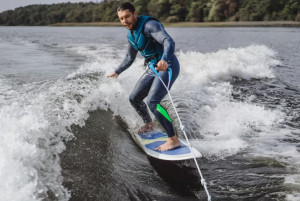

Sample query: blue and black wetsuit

[115,15,180,138]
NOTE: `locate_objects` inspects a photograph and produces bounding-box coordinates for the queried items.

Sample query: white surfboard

[130,130,202,161]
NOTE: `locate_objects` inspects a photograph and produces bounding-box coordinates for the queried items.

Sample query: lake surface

[0,26,299,201]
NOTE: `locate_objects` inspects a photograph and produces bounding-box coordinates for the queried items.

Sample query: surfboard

[130,130,202,161]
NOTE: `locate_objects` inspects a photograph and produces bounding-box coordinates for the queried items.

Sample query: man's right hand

[106,72,119,78]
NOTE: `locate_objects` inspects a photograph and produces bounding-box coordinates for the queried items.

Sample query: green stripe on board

[156,104,172,123]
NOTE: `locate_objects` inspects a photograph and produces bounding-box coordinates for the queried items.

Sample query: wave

[0,44,290,200]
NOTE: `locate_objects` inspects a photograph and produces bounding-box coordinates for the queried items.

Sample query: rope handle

[147,62,173,90]
[147,62,160,77]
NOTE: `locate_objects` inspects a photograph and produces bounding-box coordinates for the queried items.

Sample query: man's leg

[129,69,155,132]
[147,56,180,151]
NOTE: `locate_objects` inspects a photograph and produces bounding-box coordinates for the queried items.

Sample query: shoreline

[50,21,300,27]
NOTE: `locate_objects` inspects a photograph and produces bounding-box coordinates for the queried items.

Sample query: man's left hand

[156,60,168,71]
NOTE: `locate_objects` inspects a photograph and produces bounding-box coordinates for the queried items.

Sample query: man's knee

[129,93,137,105]
[130,92,144,106]
[147,98,158,113]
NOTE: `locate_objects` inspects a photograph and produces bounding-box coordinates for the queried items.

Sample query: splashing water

[0,39,299,201]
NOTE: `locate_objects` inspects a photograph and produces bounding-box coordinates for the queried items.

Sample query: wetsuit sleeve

[115,43,138,75]
[144,20,175,62]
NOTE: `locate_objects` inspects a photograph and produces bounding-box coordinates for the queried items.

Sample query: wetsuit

[115,16,180,138]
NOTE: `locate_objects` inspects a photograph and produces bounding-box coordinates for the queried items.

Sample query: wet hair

[117,2,135,13]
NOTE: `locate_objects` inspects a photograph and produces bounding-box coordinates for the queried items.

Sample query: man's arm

[115,43,138,75]
[107,43,138,78]
[144,20,175,65]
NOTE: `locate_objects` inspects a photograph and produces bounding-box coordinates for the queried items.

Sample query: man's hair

[117,2,135,13]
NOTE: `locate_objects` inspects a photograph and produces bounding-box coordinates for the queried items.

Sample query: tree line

[0,0,299,26]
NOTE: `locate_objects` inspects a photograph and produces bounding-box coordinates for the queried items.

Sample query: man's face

[118,9,138,30]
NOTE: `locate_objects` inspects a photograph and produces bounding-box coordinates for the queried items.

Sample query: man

[107,2,180,151]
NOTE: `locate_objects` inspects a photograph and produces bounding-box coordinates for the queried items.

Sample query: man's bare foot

[155,136,181,151]
[136,122,155,133]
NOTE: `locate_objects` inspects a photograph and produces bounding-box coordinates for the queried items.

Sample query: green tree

[208,0,226,22]
[147,0,171,21]
[134,0,149,15]
[188,1,206,22]
[0,0,299,25]
[168,0,188,22]
[279,0,300,20]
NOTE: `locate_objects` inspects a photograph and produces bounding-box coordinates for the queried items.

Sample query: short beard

[131,18,138,30]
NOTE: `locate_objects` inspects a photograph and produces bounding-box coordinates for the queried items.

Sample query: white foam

[0,43,296,200]
[0,81,71,201]
[285,174,300,201]
[54,43,298,199]
[79,44,285,161]
[176,44,279,87]
[0,106,42,201]
[171,45,299,196]
[286,194,300,201]
[157,45,282,159]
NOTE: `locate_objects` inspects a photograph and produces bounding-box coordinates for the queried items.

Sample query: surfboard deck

[130,130,202,161]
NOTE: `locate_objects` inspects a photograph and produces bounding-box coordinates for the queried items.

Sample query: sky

[0,0,102,12]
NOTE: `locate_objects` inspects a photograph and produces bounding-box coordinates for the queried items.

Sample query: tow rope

[148,62,212,201]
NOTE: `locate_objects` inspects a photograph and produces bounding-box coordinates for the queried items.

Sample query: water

[0,26,299,201]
